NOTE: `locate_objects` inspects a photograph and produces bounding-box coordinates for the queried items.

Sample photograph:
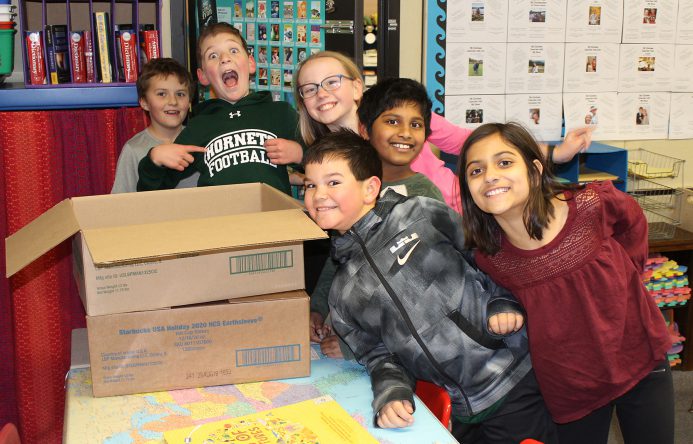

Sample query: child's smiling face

[297,57,362,131]
[364,102,426,173]
[303,157,379,234]
[197,33,256,103]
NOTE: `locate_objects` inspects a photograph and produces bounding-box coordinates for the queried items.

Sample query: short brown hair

[196,22,249,66]
[304,129,382,183]
[136,57,195,99]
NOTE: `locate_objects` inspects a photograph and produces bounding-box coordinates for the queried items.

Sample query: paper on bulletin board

[617,43,674,92]
[507,0,567,42]
[505,93,563,141]
[617,92,671,139]
[672,44,693,92]
[505,43,565,93]
[676,0,693,43]
[621,0,677,44]
[444,94,505,129]
[445,42,506,95]
[565,0,624,43]
[563,92,620,139]
[446,0,508,43]
[563,43,620,92]
[668,93,693,138]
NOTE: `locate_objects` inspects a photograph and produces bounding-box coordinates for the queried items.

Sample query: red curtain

[0,108,147,444]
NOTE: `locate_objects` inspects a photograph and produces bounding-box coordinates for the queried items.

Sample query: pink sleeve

[409,113,469,213]
[427,113,472,155]
[597,181,649,273]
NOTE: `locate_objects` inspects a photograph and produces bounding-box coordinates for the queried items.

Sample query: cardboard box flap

[83,209,327,264]
[6,199,80,277]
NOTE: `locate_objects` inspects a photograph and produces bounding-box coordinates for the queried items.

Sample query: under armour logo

[229,111,242,118]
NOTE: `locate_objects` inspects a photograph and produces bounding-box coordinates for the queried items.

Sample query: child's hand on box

[377,400,415,428]
[264,138,303,164]
[488,312,524,335]
[150,144,206,171]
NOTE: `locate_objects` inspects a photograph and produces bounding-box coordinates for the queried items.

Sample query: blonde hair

[293,51,363,145]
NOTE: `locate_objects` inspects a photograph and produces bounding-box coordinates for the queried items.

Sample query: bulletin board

[220,0,327,103]
[424,0,693,141]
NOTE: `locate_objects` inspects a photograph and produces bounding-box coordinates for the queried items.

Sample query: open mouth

[222,70,239,87]
[164,110,180,116]
[485,187,509,197]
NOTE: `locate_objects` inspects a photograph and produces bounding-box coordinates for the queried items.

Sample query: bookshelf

[0,0,161,110]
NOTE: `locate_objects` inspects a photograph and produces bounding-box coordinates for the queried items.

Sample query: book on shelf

[45,24,71,84]
[115,25,138,82]
[197,0,218,28]
[162,395,378,444]
[24,31,46,85]
[140,28,160,65]
[69,31,87,83]
[92,11,114,83]
[83,30,96,83]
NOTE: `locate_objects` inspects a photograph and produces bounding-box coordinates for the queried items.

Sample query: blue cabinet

[554,142,628,192]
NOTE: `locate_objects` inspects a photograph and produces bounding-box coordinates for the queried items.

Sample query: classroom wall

[409,1,693,188]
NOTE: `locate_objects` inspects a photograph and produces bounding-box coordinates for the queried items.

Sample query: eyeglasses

[297,74,355,99]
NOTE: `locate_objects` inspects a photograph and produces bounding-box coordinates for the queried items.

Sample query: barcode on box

[229,250,293,274]
[236,344,301,367]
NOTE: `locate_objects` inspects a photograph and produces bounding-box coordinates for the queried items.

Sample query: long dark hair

[458,122,573,255]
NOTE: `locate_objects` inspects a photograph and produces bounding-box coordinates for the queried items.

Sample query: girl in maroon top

[458,122,673,444]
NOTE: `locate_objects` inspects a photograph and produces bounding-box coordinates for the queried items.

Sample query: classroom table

[63,330,457,444]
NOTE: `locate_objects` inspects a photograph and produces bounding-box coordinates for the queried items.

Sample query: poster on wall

[444,42,506,94]
[563,43,620,92]
[676,0,693,43]
[446,0,508,42]
[444,94,505,129]
[505,43,565,93]
[505,93,563,141]
[507,0,567,42]
[617,43,674,92]
[565,0,624,43]
[621,0,677,44]
[668,93,693,138]
[617,92,671,139]
[563,92,620,139]
[672,44,693,91]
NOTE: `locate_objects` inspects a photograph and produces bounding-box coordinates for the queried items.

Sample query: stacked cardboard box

[6,183,327,396]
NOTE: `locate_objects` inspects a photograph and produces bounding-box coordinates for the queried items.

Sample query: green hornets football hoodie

[137,91,300,195]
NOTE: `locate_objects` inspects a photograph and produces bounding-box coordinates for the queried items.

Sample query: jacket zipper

[348,229,474,415]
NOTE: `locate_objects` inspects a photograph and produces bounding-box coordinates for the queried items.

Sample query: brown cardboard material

[86,291,310,397]
[5,183,327,316]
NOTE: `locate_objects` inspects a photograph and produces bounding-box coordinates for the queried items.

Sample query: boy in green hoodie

[137,22,303,194]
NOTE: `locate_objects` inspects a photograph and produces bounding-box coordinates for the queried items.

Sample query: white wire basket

[627,149,684,180]
[628,179,683,211]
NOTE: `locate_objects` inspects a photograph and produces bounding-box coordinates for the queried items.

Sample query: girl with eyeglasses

[272,50,593,213]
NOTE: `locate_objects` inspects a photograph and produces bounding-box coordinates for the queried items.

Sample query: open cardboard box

[86,290,310,397]
[6,183,327,316]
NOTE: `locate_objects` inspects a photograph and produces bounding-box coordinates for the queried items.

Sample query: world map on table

[65,348,456,444]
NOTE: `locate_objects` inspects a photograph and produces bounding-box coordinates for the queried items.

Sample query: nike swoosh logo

[397,240,421,266]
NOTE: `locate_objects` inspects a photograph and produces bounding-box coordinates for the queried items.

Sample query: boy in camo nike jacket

[302,130,557,444]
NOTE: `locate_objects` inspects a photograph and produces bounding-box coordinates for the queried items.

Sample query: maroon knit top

[475,181,671,423]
